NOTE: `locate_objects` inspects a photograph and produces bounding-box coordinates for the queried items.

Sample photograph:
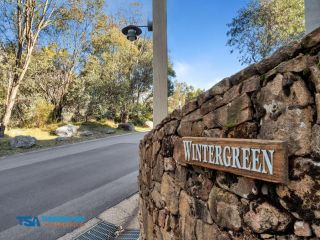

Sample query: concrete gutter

[57,193,139,240]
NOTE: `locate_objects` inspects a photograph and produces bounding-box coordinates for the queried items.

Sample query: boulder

[10,136,36,148]
[117,123,135,131]
[55,124,78,137]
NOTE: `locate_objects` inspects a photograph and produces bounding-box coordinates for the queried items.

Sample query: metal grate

[74,221,139,240]
[74,221,120,240]
[117,229,140,240]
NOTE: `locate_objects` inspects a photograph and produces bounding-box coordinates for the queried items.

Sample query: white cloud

[173,60,226,90]
[174,61,191,80]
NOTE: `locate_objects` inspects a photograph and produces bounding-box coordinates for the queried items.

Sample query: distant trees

[169,80,203,113]
[0,0,104,136]
[227,0,305,65]
[0,1,182,132]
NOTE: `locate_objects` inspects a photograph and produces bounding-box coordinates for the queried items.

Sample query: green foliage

[129,103,152,126]
[0,2,196,129]
[227,0,305,65]
[31,98,54,128]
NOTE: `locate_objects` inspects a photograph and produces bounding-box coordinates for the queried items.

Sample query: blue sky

[106,1,250,90]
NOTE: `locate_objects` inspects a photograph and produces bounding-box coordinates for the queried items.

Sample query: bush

[31,98,54,127]
[130,117,147,127]
[129,104,152,126]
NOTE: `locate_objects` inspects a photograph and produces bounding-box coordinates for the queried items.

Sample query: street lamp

[121,21,153,41]
[122,0,168,127]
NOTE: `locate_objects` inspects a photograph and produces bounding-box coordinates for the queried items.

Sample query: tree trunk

[0,125,5,138]
[52,103,64,122]
[0,83,20,137]
[120,111,128,123]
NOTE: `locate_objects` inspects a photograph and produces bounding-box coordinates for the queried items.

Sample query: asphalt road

[0,132,145,240]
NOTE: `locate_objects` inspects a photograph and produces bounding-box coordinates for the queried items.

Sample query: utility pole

[305,0,320,34]
[153,0,168,126]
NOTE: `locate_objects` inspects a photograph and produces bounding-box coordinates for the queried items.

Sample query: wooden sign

[177,137,288,183]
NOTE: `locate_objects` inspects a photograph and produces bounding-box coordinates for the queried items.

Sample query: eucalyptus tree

[47,0,104,121]
[0,0,65,136]
[227,0,305,65]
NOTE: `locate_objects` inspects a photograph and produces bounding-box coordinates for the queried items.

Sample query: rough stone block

[200,95,224,115]
[197,90,212,106]
[181,99,198,116]
[177,121,192,137]
[229,64,259,86]
[265,55,316,79]
[208,77,231,96]
[316,94,320,124]
[160,173,179,215]
[181,109,202,123]
[152,154,164,182]
[196,220,229,240]
[194,199,213,224]
[208,186,242,231]
[244,202,292,233]
[216,172,258,199]
[202,128,222,138]
[203,94,252,129]
[258,76,313,156]
[294,221,312,237]
[312,224,320,238]
[191,121,205,137]
[312,124,320,158]
[276,174,319,221]
[301,27,320,49]
[227,122,258,139]
[241,75,261,94]
[164,120,179,136]
[259,107,312,156]
[164,157,176,172]
[310,65,320,93]
[151,186,165,209]
[255,41,301,74]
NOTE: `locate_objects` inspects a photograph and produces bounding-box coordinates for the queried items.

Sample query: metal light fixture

[122,21,153,41]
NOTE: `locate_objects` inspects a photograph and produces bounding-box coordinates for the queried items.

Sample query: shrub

[31,98,54,127]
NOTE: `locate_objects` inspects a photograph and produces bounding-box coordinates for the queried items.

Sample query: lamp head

[121,25,142,41]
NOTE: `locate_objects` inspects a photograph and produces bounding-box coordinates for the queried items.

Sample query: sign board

[178,137,288,183]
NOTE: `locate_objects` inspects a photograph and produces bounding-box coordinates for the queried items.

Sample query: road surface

[0,132,145,240]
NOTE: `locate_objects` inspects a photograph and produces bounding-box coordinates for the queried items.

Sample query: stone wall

[139,28,320,239]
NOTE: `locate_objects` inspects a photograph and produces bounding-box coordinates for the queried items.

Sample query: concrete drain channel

[74,221,139,240]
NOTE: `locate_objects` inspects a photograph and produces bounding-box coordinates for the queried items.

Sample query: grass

[0,120,151,157]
